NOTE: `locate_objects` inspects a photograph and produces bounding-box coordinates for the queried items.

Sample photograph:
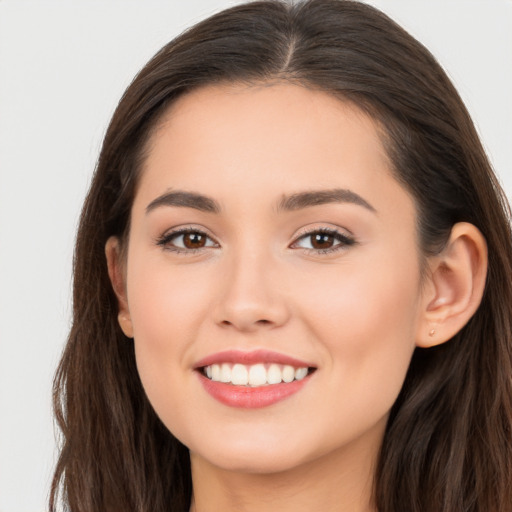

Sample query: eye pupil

[183,232,206,249]
[311,233,334,249]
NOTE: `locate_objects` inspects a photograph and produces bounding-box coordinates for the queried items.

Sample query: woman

[50,1,512,511]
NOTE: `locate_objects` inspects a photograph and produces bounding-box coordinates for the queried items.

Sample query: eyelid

[290,225,356,254]
[155,225,220,253]
[293,223,354,240]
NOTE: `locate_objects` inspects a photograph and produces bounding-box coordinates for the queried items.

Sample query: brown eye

[157,229,218,252]
[310,233,336,249]
[182,232,207,249]
[292,229,355,254]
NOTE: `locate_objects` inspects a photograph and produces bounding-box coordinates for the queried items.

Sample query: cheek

[298,255,421,406]
[126,252,212,343]
[302,253,420,332]
[125,255,212,409]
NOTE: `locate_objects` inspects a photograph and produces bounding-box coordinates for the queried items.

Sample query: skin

[106,83,488,512]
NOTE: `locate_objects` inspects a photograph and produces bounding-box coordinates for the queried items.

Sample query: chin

[188,430,321,475]
[202,450,308,475]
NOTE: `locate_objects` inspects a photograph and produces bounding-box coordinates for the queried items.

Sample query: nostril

[220,319,272,327]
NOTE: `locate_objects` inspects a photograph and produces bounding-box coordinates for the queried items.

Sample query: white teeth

[282,365,295,383]
[294,367,308,381]
[220,363,231,383]
[248,363,267,386]
[204,362,311,387]
[231,364,248,385]
[267,364,282,385]
[211,364,221,381]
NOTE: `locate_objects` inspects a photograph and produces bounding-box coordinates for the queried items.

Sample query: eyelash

[156,227,219,255]
[156,226,356,255]
[291,227,356,254]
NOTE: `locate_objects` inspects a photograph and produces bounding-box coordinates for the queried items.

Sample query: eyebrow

[277,188,376,213]
[145,188,376,215]
[146,190,221,214]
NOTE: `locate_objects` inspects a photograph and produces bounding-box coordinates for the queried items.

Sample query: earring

[428,328,436,337]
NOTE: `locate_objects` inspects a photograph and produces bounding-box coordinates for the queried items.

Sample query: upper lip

[194,349,315,369]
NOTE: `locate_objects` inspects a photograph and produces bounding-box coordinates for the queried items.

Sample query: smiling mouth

[200,363,316,387]
[195,351,317,408]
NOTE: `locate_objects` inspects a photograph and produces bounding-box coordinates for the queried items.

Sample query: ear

[416,222,487,348]
[105,236,134,338]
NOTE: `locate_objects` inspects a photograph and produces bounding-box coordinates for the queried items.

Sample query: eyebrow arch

[146,190,221,214]
[277,188,376,213]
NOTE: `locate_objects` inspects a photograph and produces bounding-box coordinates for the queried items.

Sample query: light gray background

[1,1,511,511]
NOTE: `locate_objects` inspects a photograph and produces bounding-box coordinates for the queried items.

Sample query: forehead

[150,82,387,159]
[136,82,414,223]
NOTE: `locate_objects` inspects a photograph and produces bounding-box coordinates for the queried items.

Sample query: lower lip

[198,373,311,409]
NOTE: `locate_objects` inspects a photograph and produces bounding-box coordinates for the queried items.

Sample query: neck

[189,427,381,512]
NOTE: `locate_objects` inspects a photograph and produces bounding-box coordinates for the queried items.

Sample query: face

[113,83,428,475]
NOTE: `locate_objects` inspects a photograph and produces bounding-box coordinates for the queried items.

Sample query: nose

[212,249,291,333]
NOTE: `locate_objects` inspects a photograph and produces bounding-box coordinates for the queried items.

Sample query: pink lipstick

[195,350,315,409]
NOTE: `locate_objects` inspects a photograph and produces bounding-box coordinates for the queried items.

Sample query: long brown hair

[50,1,512,510]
